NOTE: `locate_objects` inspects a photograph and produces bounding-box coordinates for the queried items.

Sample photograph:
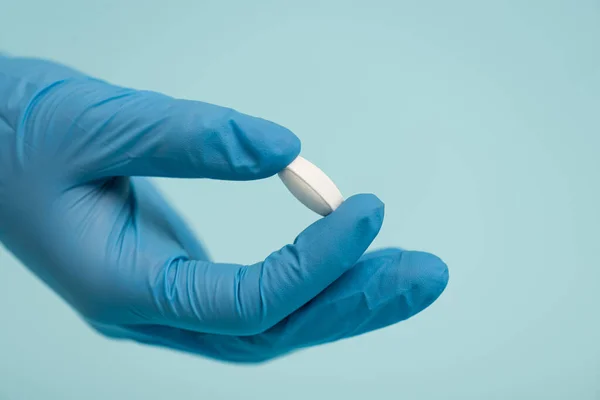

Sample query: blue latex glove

[0,55,448,363]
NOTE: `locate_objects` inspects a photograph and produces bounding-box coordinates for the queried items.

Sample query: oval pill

[278,156,344,216]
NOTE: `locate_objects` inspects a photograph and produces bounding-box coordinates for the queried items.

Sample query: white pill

[278,156,344,216]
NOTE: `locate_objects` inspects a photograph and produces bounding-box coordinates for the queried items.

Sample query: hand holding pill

[0,54,449,363]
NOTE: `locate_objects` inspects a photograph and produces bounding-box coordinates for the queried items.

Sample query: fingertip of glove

[305,194,384,262]
[347,248,449,324]
[230,113,302,178]
[259,121,302,169]
[400,250,449,306]
[340,193,385,216]
[336,193,385,230]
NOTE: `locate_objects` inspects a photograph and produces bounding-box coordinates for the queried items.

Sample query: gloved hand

[0,54,448,363]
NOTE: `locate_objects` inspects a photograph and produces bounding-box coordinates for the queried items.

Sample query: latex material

[0,55,449,363]
[278,156,344,216]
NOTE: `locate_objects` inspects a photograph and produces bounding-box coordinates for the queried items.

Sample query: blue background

[1,1,599,398]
